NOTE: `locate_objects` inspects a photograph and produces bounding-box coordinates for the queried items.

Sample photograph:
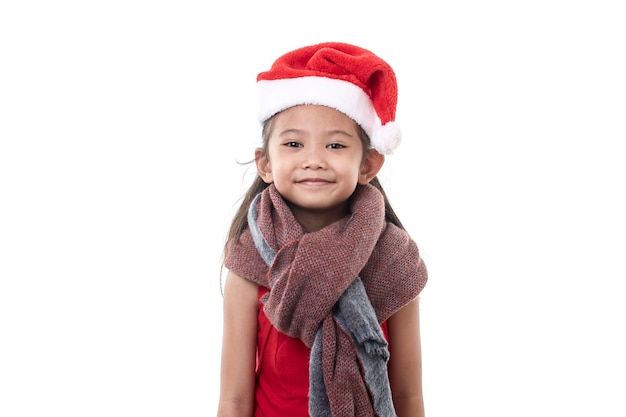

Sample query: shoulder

[223,270,258,309]
[224,231,270,285]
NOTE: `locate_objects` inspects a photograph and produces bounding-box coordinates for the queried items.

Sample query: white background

[1,1,625,416]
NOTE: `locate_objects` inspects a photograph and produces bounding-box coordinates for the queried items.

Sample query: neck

[288,202,349,233]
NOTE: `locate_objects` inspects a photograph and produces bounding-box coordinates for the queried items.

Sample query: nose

[301,145,326,169]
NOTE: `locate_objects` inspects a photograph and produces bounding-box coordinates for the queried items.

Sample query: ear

[255,148,274,184]
[358,149,385,184]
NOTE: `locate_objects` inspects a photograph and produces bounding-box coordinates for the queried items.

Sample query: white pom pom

[370,122,401,155]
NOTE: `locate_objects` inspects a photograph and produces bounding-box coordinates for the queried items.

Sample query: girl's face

[256,105,382,229]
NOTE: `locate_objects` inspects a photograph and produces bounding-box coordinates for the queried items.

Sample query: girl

[218,42,428,417]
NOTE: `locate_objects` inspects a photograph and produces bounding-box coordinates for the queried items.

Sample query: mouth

[296,178,333,186]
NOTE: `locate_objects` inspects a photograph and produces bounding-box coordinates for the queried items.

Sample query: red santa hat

[256,42,401,155]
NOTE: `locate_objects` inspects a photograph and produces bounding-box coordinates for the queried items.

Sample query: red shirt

[254,287,389,416]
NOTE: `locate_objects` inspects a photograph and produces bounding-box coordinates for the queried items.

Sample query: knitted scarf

[224,183,428,416]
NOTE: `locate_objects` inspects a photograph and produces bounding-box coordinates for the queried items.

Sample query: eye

[327,143,346,149]
[284,141,302,148]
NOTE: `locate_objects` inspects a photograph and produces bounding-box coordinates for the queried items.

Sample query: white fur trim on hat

[370,121,402,155]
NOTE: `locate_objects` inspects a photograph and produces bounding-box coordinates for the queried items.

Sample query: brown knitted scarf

[225,183,427,416]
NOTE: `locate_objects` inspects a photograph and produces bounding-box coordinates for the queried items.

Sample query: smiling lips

[296,178,333,186]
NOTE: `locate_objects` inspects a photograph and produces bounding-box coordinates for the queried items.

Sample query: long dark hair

[222,115,406,262]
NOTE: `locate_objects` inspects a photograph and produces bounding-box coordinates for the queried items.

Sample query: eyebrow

[277,129,354,138]
[326,129,354,138]
[277,129,305,137]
